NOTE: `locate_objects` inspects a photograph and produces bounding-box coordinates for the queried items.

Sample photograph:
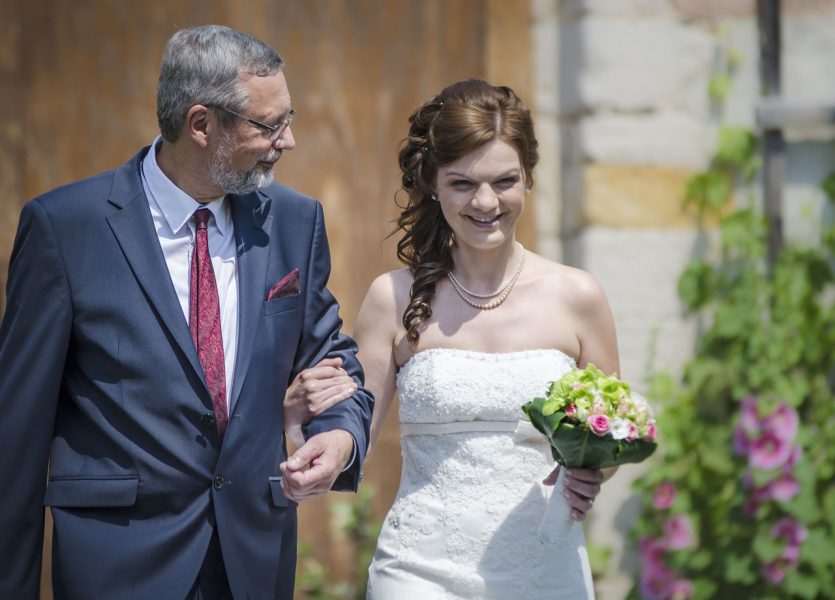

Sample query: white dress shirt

[141,137,239,412]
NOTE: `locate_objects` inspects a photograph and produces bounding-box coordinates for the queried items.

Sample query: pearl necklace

[447,244,525,310]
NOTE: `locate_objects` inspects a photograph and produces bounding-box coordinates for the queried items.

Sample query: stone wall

[531,1,835,598]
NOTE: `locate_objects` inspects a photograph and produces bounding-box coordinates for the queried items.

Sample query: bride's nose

[471,183,499,211]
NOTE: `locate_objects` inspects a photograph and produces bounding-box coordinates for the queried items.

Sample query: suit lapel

[106,151,205,385]
[229,192,272,411]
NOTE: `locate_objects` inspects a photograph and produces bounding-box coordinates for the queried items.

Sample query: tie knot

[193,208,211,231]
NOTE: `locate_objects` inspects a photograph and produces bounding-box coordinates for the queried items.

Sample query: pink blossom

[589,414,610,436]
[739,395,762,434]
[627,421,639,442]
[638,536,667,564]
[617,401,630,415]
[782,544,800,567]
[652,482,677,510]
[565,404,577,417]
[764,402,799,442]
[663,515,695,550]
[639,560,675,600]
[784,445,802,471]
[647,422,658,442]
[592,401,607,415]
[762,561,785,584]
[771,518,807,546]
[768,474,800,502]
[749,430,794,470]
[572,382,582,390]
[732,425,750,456]
[669,579,694,599]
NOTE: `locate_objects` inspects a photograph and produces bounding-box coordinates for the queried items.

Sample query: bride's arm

[561,269,621,519]
[354,272,400,457]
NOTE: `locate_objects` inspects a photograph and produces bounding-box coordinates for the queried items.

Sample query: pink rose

[588,414,610,436]
[652,482,676,510]
[663,515,694,550]
[647,422,658,442]
[565,404,577,417]
[627,421,639,442]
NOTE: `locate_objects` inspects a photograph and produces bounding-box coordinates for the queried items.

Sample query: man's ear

[185,104,213,149]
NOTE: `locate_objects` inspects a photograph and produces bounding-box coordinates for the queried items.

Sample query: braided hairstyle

[396,79,539,346]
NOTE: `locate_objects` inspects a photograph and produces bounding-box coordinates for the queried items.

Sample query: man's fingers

[285,436,325,472]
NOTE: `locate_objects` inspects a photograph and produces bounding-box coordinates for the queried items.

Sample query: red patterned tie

[189,208,228,438]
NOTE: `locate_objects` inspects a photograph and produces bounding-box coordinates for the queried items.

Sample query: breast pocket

[264,294,303,316]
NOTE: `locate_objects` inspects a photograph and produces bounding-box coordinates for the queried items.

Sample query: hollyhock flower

[782,544,800,567]
[749,430,794,470]
[732,425,750,456]
[652,482,676,510]
[670,579,694,599]
[764,402,799,442]
[771,518,807,546]
[768,474,800,502]
[784,445,802,471]
[762,561,785,584]
[663,515,695,550]
[639,559,676,600]
[589,414,610,436]
[739,395,762,434]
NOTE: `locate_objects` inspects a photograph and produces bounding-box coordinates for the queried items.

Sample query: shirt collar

[143,136,231,236]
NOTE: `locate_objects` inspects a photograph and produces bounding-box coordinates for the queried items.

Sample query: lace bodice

[367,349,594,600]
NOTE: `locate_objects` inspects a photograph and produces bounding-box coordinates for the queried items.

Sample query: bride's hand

[284,357,357,447]
[543,466,605,522]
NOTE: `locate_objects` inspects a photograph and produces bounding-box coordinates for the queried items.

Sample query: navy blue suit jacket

[0,147,373,599]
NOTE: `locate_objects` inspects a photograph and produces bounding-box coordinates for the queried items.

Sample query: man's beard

[208,132,279,195]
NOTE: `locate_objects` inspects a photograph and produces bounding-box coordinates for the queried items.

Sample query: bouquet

[521,363,658,544]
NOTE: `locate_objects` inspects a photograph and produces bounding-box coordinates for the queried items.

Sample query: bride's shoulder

[524,253,609,307]
[362,268,412,313]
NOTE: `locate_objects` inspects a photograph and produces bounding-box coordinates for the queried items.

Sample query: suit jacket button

[202,413,216,427]
[213,475,224,490]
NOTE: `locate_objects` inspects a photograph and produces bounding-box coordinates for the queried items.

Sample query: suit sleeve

[0,200,72,598]
[293,202,373,491]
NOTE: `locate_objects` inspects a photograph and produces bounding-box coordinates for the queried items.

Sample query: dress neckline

[399,347,578,372]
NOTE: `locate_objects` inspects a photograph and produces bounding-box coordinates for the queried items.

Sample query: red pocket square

[267,268,300,301]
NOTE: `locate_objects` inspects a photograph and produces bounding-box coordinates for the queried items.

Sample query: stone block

[559,18,713,115]
[579,111,711,168]
[582,164,703,228]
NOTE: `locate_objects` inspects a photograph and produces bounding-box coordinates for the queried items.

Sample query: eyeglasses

[211,105,296,141]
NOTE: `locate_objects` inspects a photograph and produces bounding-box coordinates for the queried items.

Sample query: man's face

[209,70,296,195]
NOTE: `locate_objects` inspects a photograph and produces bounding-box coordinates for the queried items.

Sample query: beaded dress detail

[366,349,595,600]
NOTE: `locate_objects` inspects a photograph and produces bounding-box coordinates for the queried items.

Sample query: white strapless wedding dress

[366,349,595,600]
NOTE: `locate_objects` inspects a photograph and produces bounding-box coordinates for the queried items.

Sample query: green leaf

[716,127,758,169]
[784,569,820,599]
[709,73,732,102]
[724,552,757,584]
[678,261,716,310]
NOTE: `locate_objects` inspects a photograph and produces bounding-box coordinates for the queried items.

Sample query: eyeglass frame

[208,105,296,141]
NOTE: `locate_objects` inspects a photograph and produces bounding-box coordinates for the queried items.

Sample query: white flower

[610,417,631,440]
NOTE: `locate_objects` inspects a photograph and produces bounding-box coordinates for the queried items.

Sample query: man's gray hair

[156,25,284,141]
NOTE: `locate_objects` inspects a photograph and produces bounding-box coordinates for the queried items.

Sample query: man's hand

[279,429,354,502]
[284,358,357,447]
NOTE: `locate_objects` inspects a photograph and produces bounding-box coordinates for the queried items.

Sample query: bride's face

[435,138,526,252]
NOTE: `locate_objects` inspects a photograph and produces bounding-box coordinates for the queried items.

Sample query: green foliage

[630,43,835,598]
[295,485,383,600]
